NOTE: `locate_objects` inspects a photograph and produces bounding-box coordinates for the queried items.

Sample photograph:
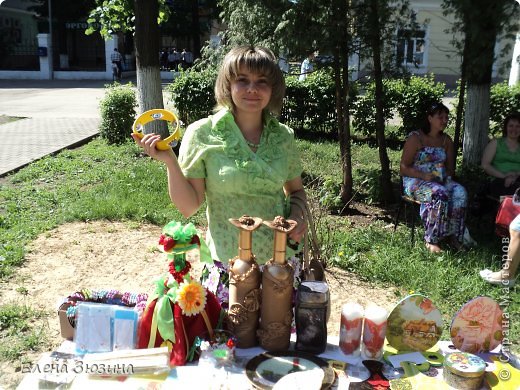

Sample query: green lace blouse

[178,109,303,264]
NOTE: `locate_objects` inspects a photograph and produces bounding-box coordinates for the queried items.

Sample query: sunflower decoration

[177,280,207,316]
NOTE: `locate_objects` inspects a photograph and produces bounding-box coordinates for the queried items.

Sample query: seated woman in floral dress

[400,102,468,253]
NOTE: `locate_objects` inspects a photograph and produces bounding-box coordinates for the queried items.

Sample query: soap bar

[113,307,138,351]
[75,302,112,354]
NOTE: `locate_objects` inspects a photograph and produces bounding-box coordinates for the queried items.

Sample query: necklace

[245,139,261,148]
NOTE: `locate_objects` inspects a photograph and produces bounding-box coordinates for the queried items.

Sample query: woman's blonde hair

[214,45,285,116]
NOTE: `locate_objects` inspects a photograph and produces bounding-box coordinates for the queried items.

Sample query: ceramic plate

[245,351,335,389]
[386,294,443,351]
[450,296,503,353]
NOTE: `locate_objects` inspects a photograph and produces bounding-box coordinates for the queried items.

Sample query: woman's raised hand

[131,133,175,163]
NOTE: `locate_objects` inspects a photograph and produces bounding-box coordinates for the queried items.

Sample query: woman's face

[428,110,449,132]
[505,119,520,140]
[230,67,272,116]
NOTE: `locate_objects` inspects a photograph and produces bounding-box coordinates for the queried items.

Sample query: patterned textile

[403,132,467,244]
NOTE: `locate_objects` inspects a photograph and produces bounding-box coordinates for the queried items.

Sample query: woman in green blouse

[132,46,308,306]
[481,112,520,197]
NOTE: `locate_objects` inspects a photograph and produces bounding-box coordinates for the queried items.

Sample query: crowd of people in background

[160,47,194,71]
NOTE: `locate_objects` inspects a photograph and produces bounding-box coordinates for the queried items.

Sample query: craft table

[16,337,511,389]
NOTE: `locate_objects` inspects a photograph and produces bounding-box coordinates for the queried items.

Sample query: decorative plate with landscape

[450,296,503,354]
[386,294,443,351]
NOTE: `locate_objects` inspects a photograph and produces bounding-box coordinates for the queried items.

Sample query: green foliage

[318,179,343,211]
[166,68,350,134]
[392,75,446,134]
[442,0,520,84]
[167,69,217,126]
[282,71,338,132]
[489,81,520,135]
[351,78,398,137]
[352,75,446,137]
[99,83,137,145]
[86,0,171,38]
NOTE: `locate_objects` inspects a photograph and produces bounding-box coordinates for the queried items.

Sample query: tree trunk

[369,0,394,205]
[462,83,490,165]
[134,0,168,137]
[191,0,201,58]
[453,38,469,165]
[453,77,466,161]
[334,0,353,206]
[460,1,498,167]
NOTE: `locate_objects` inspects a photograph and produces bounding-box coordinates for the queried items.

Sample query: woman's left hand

[288,212,307,244]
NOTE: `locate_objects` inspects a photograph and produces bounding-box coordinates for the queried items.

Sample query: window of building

[396,29,426,68]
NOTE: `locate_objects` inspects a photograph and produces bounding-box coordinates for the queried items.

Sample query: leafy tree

[86,0,217,137]
[442,0,520,166]
[86,0,170,137]
[352,0,413,204]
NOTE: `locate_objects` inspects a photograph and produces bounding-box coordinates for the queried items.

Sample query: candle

[361,305,388,360]
[339,303,364,356]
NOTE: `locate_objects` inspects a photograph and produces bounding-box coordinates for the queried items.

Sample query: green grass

[0,304,50,361]
[0,134,518,364]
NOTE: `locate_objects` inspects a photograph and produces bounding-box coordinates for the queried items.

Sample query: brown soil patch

[0,220,399,389]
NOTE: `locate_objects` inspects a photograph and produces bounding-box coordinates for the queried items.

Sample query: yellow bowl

[132,109,181,150]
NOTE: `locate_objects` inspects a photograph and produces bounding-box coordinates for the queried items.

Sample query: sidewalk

[0,117,100,176]
[0,79,108,177]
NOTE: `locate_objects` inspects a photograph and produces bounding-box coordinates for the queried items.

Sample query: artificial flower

[216,284,229,306]
[177,280,207,316]
[203,266,220,293]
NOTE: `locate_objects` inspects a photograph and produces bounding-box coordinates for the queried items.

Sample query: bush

[351,75,446,138]
[351,79,397,137]
[99,83,137,145]
[166,68,354,135]
[490,81,520,135]
[167,68,217,126]
[282,69,358,133]
[392,75,446,134]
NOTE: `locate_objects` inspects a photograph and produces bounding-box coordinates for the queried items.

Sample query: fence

[0,44,39,71]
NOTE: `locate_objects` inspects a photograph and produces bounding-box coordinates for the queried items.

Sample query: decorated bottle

[227,215,263,348]
[258,216,297,351]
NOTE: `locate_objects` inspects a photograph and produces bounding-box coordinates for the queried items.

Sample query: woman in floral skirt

[400,102,468,253]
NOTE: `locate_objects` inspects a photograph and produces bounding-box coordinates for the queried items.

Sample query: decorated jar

[443,352,486,389]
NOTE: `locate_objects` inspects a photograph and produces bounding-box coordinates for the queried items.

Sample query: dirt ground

[0,220,400,389]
